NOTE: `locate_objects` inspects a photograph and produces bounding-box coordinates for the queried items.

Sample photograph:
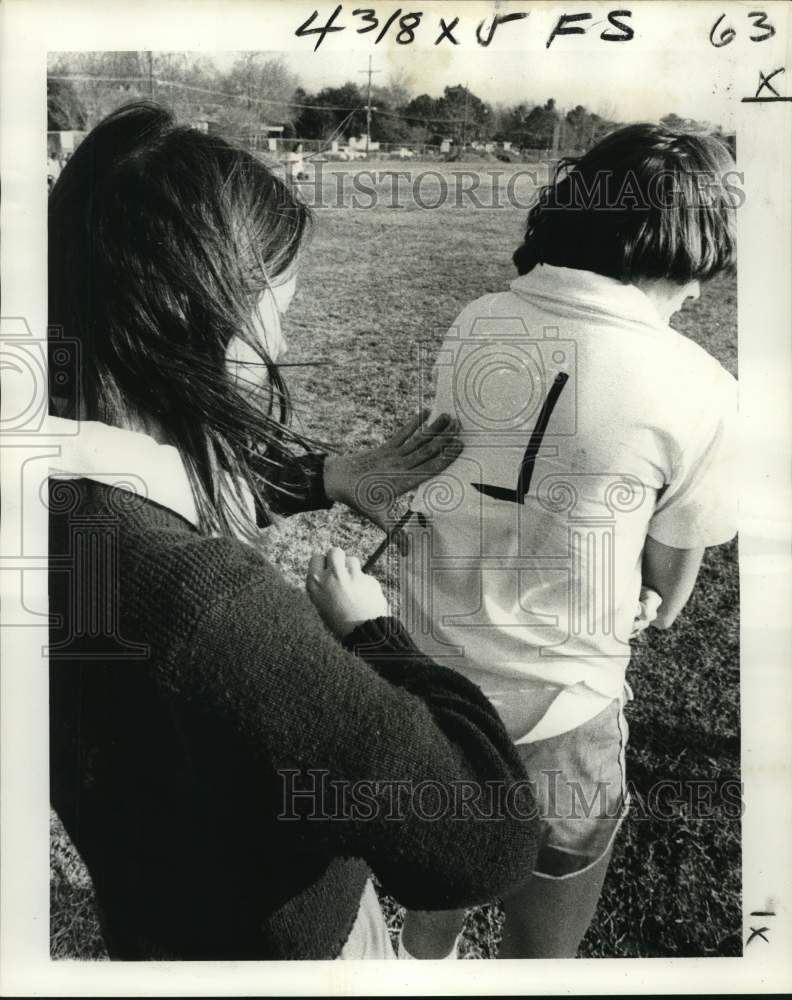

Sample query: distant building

[47,130,86,160]
[245,124,286,152]
[191,120,285,151]
[190,118,223,135]
[348,134,380,153]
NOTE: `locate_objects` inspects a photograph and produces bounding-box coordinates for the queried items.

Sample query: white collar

[510,264,671,332]
[48,416,201,527]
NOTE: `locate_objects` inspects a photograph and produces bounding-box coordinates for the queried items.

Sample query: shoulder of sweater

[59,479,295,613]
[134,522,290,607]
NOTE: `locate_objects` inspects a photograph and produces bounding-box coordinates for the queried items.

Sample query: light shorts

[338,879,396,959]
[516,695,631,880]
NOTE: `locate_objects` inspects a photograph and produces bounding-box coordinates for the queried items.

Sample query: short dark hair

[49,102,314,537]
[513,123,738,283]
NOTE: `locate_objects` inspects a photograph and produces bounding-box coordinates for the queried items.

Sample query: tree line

[48,52,724,153]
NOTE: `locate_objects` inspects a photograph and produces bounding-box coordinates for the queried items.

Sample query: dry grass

[51,162,740,959]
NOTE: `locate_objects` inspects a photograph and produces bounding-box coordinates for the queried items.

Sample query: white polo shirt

[399,264,737,743]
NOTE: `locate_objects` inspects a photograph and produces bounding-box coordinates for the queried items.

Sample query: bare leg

[400,908,466,959]
[497,848,612,959]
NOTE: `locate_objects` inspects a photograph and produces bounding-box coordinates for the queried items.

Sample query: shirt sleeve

[647,367,738,549]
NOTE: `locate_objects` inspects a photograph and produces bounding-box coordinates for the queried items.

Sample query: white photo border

[1,0,791,993]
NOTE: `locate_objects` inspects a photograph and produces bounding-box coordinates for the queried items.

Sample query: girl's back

[400,263,736,738]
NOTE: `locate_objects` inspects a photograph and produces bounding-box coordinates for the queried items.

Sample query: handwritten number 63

[710,11,776,47]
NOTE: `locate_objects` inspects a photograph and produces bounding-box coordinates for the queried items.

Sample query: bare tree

[47,51,289,132]
[372,67,414,110]
[220,53,300,135]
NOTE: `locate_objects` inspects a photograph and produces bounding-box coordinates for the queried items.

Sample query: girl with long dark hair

[47,102,539,960]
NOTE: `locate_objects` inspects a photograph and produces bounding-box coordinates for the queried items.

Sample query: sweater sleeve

[157,540,538,911]
[253,452,334,521]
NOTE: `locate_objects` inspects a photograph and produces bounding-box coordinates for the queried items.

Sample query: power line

[358,55,381,154]
[301,107,364,163]
[49,74,471,128]
[373,106,466,127]
[48,74,358,113]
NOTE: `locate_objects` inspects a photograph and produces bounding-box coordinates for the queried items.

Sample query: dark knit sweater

[49,469,539,960]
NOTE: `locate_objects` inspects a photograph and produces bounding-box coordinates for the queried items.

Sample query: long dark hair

[513,123,738,283]
[49,101,314,537]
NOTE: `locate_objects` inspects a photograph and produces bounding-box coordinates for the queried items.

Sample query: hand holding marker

[363,410,454,573]
[362,508,416,573]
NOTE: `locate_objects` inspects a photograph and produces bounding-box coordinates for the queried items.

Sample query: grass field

[51,162,740,959]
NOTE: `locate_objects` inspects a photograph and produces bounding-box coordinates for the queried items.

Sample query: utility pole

[147,51,153,98]
[358,55,381,156]
[460,82,470,150]
[552,105,566,156]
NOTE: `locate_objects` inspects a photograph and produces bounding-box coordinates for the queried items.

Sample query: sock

[397,927,461,960]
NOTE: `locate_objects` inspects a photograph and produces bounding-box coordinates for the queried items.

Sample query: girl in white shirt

[398,123,738,959]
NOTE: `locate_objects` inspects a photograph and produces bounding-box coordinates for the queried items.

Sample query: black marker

[362,509,415,573]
